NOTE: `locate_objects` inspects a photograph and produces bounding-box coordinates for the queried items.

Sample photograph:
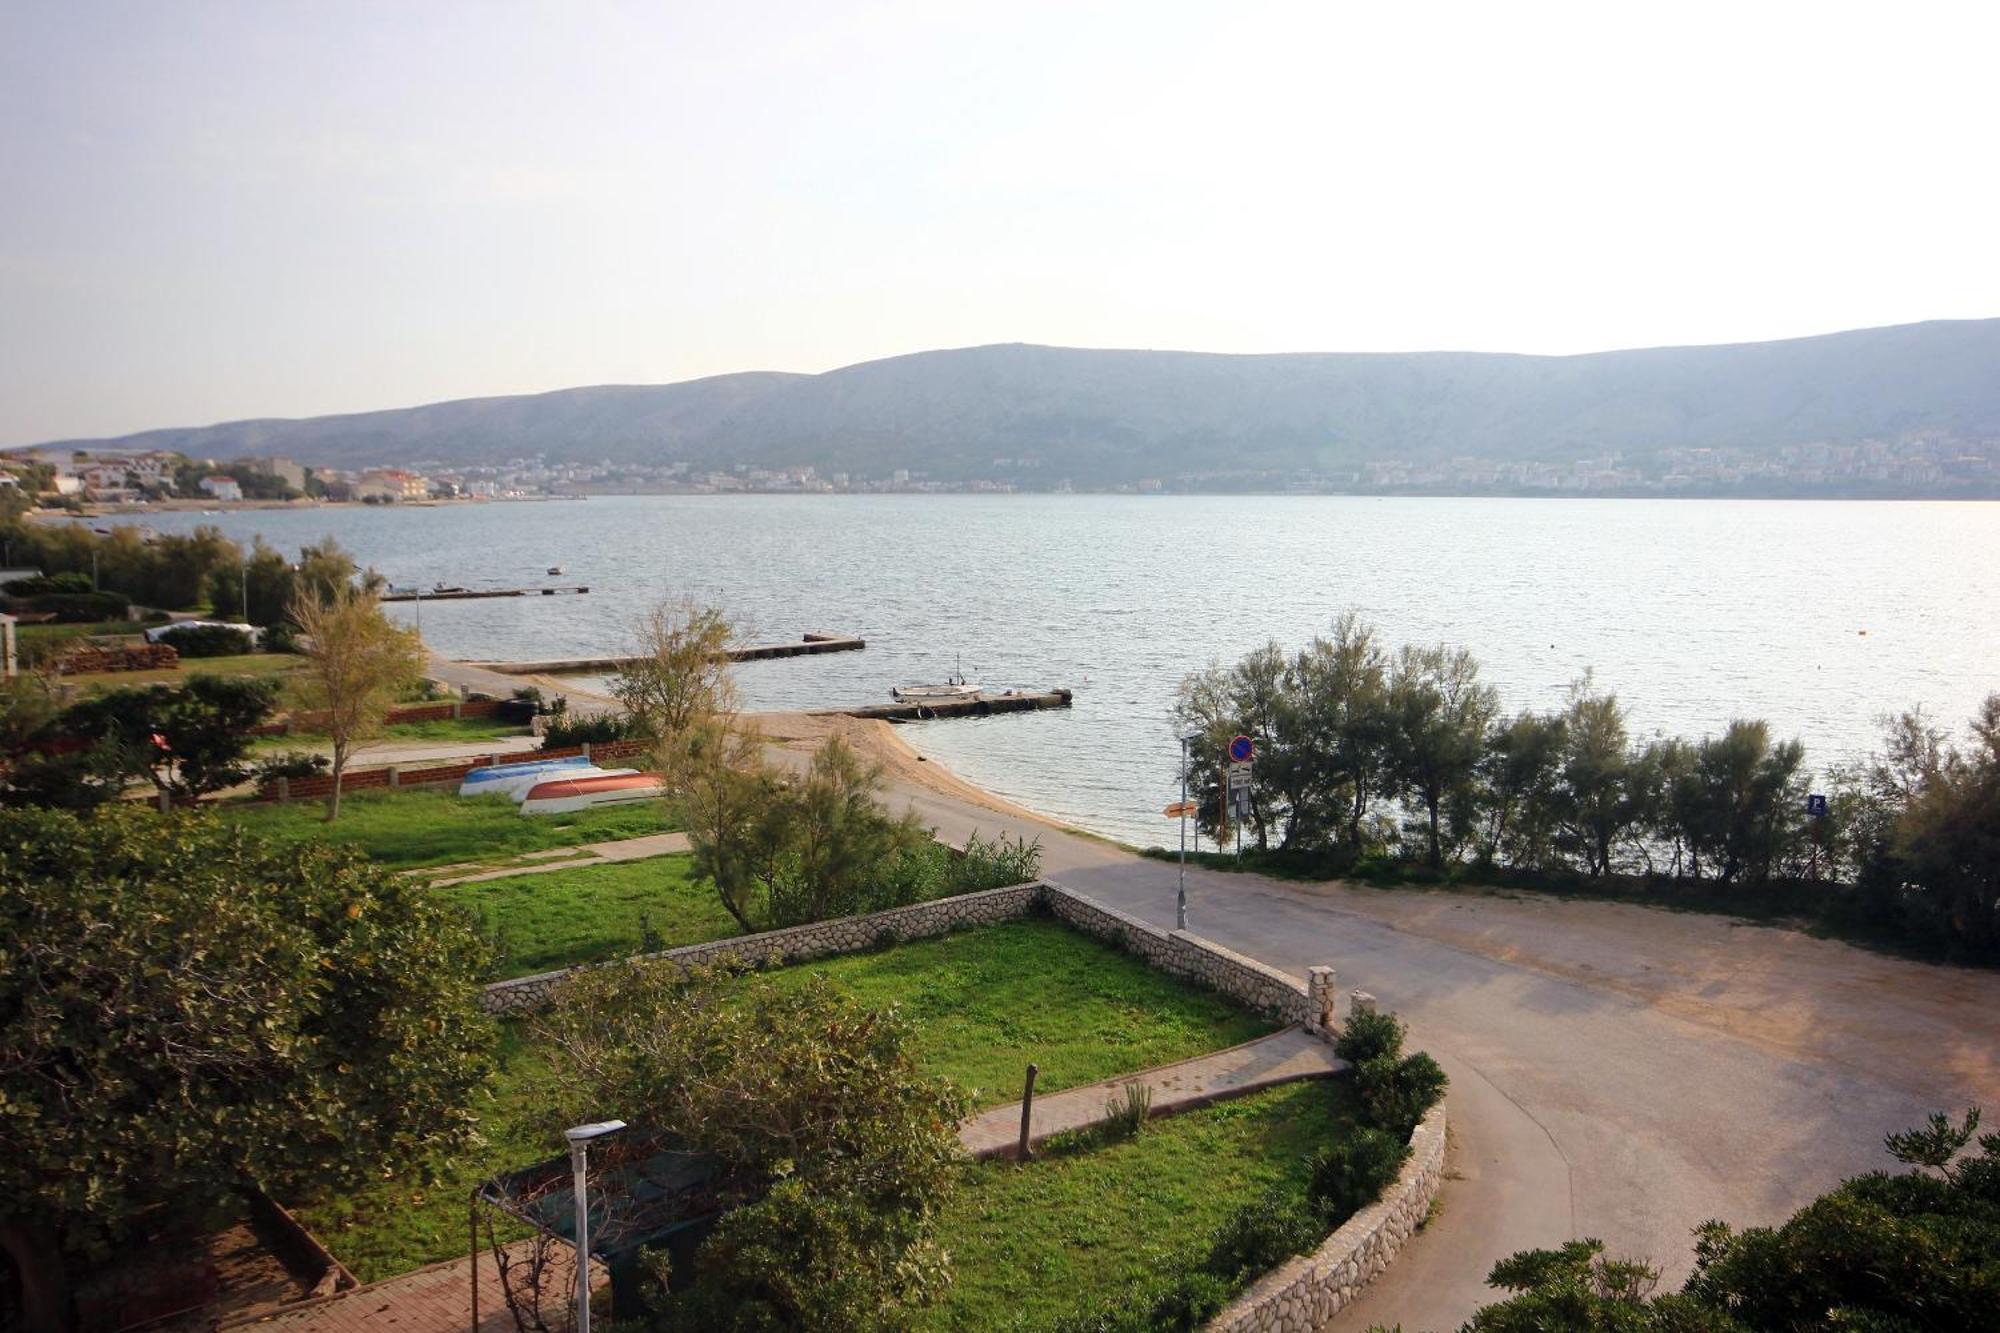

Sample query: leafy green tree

[529,961,967,1331]
[1875,695,2000,957]
[57,674,280,806]
[614,598,738,742]
[1387,643,1498,866]
[1684,722,1808,883]
[1479,709,1568,869]
[764,734,927,927]
[0,806,493,1282]
[1557,680,1639,878]
[1287,613,1395,854]
[290,585,426,819]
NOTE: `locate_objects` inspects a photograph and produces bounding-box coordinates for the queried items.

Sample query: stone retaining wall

[481,881,1044,1012]
[1043,883,1318,1026]
[481,878,1347,1028]
[1206,1102,1448,1332]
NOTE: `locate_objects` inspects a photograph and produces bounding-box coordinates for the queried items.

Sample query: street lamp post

[564,1120,626,1333]
[1177,730,1202,930]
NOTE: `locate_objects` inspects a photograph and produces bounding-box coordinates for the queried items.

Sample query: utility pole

[1176,730,1200,930]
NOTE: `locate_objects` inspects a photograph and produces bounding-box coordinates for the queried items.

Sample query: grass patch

[758,917,1273,1106]
[290,1023,549,1285]
[378,715,532,743]
[221,787,674,870]
[922,1079,1359,1331]
[248,715,530,756]
[299,918,1278,1284]
[439,854,733,979]
[58,652,303,691]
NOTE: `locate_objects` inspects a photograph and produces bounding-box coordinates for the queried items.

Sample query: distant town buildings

[1,433,1995,504]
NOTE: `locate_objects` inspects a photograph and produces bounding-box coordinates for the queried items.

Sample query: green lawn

[59,651,304,691]
[249,715,531,756]
[298,918,1277,1284]
[924,1080,1359,1331]
[290,1022,551,1285]
[757,918,1273,1107]
[438,855,735,979]
[221,787,674,870]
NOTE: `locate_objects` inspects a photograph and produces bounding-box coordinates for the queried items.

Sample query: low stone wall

[481,881,1044,1012]
[1206,1102,1448,1332]
[1042,881,1318,1027]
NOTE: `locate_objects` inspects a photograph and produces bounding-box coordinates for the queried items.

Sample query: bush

[260,619,303,654]
[3,572,94,596]
[1204,1188,1324,1282]
[25,590,130,622]
[1354,1051,1449,1139]
[1306,1128,1411,1225]
[1102,1081,1154,1139]
[156,623,256,657]
[1334,1006,1407,1066]
[1332,1006,1448,1138]
[540,709,640,749]
[253,750,330,782]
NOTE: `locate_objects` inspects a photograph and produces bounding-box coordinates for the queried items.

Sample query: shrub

[1334,1005,1407,1066]
[253,750,330,782]
[25,590,130,622]
[540,709,640,749]
[3,572,93,596]
[1354,1051,1449,1139]
[1205,1187,1324,1281]
[260,619,303,654]
[156,622,256,657]
[1102,1081,1154,1139]
[1306,1128,1412,1225]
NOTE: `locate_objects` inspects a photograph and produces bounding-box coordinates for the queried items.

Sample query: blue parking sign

[1806,793,1829,819]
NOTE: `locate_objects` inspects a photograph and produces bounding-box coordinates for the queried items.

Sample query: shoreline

[745,707,1125,846]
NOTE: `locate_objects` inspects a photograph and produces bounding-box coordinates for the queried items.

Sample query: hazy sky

[4,1,1997,444]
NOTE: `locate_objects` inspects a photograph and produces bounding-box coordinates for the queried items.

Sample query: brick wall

[255,737,652,802]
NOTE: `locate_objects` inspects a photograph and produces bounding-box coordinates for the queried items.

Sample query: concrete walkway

[419,831,692,887]
[958,1026,1346,1159]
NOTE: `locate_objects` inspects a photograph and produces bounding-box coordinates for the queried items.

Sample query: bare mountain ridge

[32,319,2000,481]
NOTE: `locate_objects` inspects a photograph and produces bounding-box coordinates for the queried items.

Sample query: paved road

[873,771,2000,1331]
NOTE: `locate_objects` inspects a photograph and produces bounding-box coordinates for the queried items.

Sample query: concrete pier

[462,633,865,675]
[383,585,589,602]
[819,687,1072,723]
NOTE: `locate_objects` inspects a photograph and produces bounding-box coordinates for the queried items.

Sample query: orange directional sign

[1163,801,1198,818]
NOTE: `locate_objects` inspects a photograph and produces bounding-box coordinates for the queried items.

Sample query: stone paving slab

[958,1025,1346,1159]
[420,832,692,888]
[224,1240,605,1333]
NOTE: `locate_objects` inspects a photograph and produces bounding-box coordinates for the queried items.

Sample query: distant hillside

[29,320,2000,484]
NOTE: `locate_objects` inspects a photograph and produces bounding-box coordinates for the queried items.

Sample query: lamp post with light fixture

[564,1119,626,1333]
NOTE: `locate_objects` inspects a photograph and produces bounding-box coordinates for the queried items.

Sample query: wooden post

[469,1191,479,1333]
[1017,1063,1039,1160]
